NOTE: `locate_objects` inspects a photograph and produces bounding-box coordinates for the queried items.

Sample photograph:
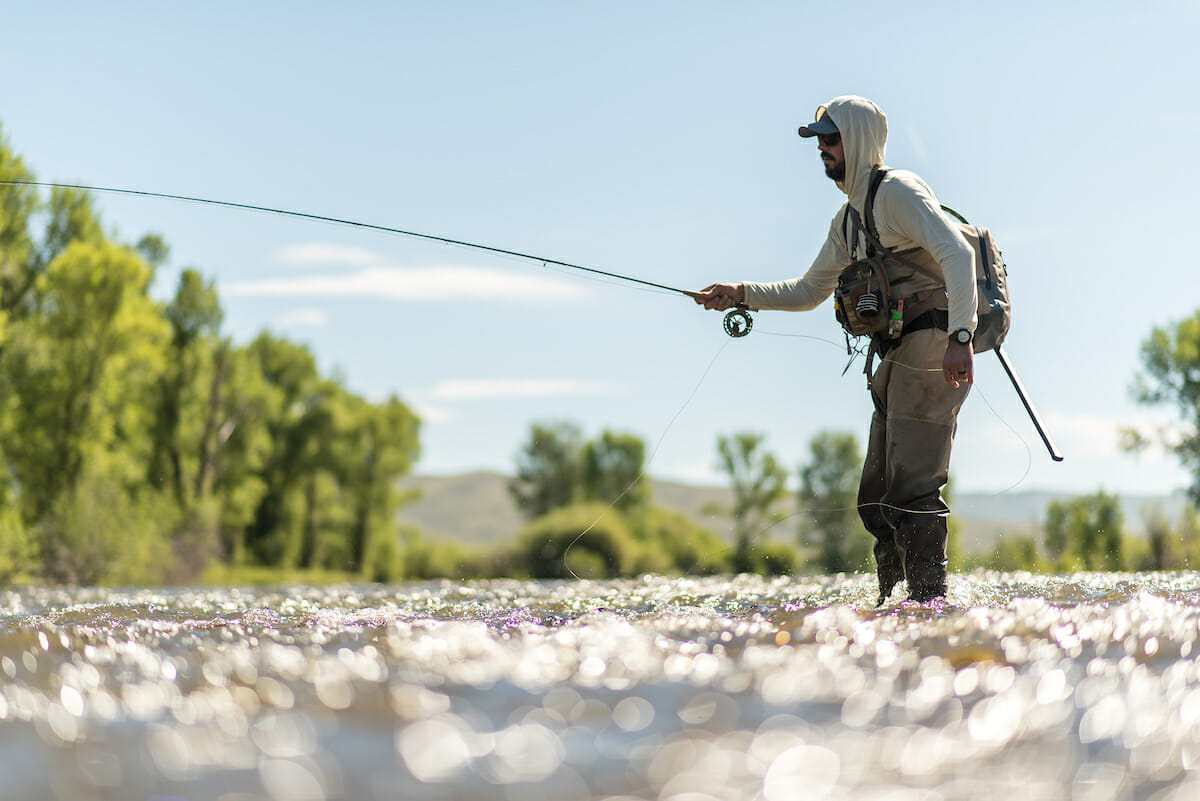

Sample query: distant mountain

[396,472,1188,554]
[395,472,736,546]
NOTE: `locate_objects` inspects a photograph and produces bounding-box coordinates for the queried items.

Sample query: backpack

[835,167,1011,353]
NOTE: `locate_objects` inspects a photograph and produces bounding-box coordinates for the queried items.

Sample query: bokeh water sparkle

[2,572,1200,800]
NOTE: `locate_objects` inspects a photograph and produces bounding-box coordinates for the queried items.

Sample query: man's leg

[879,329,970,602]
[858,363,904,606]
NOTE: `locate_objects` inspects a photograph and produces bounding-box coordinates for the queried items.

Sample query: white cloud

[277,243,381,267]
[412,403,454,423]
[430,378,626,401]
[224,264,585,302]
[276,307,329,327]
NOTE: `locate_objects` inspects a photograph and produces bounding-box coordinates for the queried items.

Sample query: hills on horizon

[397,472,1189,555]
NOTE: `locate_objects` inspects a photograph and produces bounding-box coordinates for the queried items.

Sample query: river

[1,571,1198,800]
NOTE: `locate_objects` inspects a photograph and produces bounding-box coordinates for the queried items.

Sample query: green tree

[151,268,225,509]
[581,429,649,512]
[1042,491,1123,571]
[0,127,38,344]
[196,338,274,563]
[2,240,171,579]
[797,430,867,573]
[0,126,426,584]
[1131,311,1200,506]
[242,332,324,565]
[987,534,1041,572]
[1139,506,1175,571]
[715,432,789,574]
[509,421,584,518]
[339,394,420,574]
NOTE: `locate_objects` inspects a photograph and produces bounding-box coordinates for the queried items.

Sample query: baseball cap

[798,108,838,138]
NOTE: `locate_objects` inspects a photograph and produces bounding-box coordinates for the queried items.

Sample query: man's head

[798,110,844,181]
[797,98,888,199]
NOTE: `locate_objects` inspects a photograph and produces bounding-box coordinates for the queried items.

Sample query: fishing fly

[1,180,758,338]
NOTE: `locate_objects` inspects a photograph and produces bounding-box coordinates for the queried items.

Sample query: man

[695,95,977,604]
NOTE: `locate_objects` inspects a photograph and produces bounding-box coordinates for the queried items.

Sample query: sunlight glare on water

[2,572,1200,799]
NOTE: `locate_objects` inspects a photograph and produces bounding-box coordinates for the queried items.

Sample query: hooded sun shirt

[742,95,978,338]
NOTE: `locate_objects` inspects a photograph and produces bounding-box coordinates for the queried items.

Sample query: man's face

[818,133,845,182]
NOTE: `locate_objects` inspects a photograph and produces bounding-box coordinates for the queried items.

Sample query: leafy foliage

[1044,491,1123,571]
[1132,311,1200,507]
[797,430,868,573]
[714,432,789,573]
[509,422,585,518]
[0,130,422,585]
[516,503,638,579]
[509,422,649,518]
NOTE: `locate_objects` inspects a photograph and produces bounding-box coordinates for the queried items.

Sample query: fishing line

[562,337,734,581]
[632,345,1040,599]
[5,179,1041,581]
[559,321,1038,603]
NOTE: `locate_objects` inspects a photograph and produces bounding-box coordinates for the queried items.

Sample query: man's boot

[896,512,948,603]
[874,536,904,607]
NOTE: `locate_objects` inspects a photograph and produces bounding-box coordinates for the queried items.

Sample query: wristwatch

[949,328,972,345]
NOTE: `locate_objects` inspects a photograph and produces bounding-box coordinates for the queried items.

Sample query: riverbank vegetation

[4,122,1200,587]
[0,127,421,586]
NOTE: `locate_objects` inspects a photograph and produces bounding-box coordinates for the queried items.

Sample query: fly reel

[723,308,753,338]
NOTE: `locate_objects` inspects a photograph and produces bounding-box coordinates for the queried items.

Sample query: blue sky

[3,2,1198,498]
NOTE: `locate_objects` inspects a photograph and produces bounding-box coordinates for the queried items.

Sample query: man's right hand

[694,282,745,311]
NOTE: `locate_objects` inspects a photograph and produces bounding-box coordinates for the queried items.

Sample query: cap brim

[797,116,838,138]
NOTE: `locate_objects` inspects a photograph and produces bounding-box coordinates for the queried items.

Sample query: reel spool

[723,308,753,338]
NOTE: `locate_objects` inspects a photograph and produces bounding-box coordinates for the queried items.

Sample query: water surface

[2,572,1199,800]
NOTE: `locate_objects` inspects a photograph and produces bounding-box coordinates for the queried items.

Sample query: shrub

[516,503,637,579]
[630,507,730,575]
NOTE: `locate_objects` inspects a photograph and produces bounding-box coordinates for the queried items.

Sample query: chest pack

[833,168,1011,353]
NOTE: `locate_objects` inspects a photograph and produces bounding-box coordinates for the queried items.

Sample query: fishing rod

[3,180,1062,459]
[0,180,758,338]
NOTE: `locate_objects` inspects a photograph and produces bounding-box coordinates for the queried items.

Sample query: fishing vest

[834,167,1011,353]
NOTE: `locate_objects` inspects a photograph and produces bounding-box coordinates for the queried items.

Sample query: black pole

[994,345,1064,462]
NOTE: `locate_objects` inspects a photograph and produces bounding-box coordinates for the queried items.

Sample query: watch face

[955,329,971,344]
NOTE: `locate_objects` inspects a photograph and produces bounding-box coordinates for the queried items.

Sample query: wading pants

[857,328,971,604]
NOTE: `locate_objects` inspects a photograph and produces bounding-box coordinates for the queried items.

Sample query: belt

[876,308,948,357]
[904,308,948,335]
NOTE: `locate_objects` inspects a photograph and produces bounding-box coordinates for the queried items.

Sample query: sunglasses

[818,132,841,148]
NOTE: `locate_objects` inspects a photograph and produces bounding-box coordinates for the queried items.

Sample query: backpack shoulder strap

[846,167,890,259]
[841,204,852,259]
[862,167,888,249]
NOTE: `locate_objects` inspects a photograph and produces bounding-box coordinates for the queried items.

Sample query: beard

[823,158,845,182]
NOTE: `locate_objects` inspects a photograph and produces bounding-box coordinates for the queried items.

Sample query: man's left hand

[943,342,974,387]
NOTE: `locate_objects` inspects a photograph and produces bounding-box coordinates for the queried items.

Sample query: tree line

[500,421,872,578]
[8,113,1200,585]
[0,126,420,584]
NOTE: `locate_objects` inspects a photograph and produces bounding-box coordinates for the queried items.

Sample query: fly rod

[1,180,757,337]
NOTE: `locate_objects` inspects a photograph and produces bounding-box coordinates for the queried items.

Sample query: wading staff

[995,345,1064,462]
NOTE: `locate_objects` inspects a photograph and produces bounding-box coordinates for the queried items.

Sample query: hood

[819,95,888,210]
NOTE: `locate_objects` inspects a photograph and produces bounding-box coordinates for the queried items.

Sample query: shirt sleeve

[741,211,851,311]
[876,174,978,335]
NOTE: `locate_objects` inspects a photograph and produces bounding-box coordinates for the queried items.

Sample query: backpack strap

[842,206,853,259]
[847,167,945,281]
[844,167,890,260]
[862,167,888,255]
